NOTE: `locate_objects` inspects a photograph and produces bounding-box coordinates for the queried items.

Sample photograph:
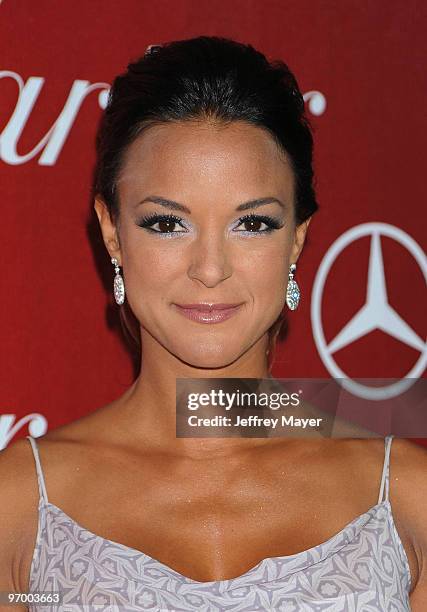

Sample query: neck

[114,329,274,457]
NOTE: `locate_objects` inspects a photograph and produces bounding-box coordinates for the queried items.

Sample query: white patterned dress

[26,435,412,611]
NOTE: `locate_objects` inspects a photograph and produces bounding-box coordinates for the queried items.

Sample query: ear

[94,197,122,264]
[289,216,312,265]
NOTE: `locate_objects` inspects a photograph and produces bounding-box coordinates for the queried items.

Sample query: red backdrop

[1,0,426,448]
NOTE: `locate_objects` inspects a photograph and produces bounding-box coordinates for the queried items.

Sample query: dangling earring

[111,257,125,305]
[286,263,300,310]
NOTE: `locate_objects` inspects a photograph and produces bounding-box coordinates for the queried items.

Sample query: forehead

[117,120,295,205]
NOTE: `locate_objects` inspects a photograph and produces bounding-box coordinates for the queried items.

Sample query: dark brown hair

[93,35,319,371]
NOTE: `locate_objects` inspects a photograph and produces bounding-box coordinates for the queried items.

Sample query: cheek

[122,238,184,300]
[236,241,288,300]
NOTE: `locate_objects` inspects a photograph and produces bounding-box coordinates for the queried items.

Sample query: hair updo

[93,35,319,371]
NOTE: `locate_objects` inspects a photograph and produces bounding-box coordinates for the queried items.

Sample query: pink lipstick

[172,303,243,324]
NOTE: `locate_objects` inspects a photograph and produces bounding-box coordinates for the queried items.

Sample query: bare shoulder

[0,437,39,593]
[328,437,425,596]
[0,425,92,597]
[389,436,427,487]
[387,437,427,526]
[387,437,427,607]
[348,435,427,503]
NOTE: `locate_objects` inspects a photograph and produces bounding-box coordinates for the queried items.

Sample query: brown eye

[244,218,263,232]
[235,214,281,234]
[137,213,188,234]
[158,219,177,232]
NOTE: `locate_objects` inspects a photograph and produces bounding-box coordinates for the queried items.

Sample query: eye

[137,213,188,234]
[234,214,283,234]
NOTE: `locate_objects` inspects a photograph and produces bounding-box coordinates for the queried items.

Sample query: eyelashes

[136,213,284,236]
[137,213,186,235]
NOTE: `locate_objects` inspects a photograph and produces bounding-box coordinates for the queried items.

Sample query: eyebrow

[134,195,287,214]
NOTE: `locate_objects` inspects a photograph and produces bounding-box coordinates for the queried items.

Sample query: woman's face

[96,120,310,368]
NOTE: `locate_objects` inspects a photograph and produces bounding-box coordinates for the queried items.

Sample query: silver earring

[286,263,300,310]
[111,257,125,305]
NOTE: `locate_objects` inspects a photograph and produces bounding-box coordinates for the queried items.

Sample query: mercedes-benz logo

[311,222,427,400]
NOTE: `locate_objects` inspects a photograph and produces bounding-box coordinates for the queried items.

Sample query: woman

[1,35,425,611]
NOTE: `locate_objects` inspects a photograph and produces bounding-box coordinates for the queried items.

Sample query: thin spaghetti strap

[26,435,49,504]
[377,434,393,504]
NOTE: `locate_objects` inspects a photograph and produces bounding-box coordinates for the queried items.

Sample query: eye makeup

[137,213,187,234]
[136,212,285,236]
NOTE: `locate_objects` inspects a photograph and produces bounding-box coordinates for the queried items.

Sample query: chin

[173,342,243,370]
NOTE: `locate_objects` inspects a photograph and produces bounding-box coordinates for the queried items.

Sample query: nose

[187,228,232,288]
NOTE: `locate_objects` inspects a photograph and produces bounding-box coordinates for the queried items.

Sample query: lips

[172,302,243,323]
[174,303,242,312]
